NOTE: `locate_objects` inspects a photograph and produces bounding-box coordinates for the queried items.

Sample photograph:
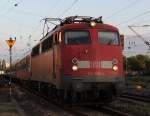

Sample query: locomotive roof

[34,16,119,48]
[44,16,118,31]
[58,23,118,31]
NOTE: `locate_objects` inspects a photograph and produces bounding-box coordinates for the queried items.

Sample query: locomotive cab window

[98,31,119,45]
[64,30,90,45]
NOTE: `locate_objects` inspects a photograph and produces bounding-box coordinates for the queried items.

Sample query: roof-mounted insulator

[42,16,103,26]
[61,16,103,25]
[95,16,103,23]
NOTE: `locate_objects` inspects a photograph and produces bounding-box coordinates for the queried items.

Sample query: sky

[0,0,150,62]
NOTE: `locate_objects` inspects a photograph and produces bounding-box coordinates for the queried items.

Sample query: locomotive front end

[60,17,125,103]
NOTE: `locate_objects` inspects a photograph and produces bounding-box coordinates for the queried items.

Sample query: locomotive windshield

[64,30,90,45]
[98,31,119,45]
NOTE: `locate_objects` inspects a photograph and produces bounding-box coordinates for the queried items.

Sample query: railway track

[109,94,150,116]
[100,106,130,116]
[17,86,92,116]
[121,94,150,103]
[16,84,132,116]
[3,81,147,116]
[1,78,148,116]
[59,104,130,116]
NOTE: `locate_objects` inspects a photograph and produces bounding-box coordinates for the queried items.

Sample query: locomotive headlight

[72,65,78,71]
[90,21,96,27]
[112,65,118,71]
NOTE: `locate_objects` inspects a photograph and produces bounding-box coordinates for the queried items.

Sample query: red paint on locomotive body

[14,54,31,80]
[60,23,123,79]
[31,50,53,82]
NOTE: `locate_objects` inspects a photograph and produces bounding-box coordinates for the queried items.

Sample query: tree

[125,55,150,75]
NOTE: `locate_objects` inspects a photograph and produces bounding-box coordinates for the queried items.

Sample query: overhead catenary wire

[128,26,150,49]
[58,0,78,18]
[0,1,34,41]
[0,1,39,61]
[13,8,44,18]
[45,0,62,16]
[117,9,150,26]
[126,33,150,39]
[0,4,43,41]
[0,2,22,36]
[133,16,150,26]
[2,6,16,16]
[0,0,12,14]
[0,0,19,16]
[106,0,140,20]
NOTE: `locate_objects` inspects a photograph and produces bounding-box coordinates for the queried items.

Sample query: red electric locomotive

[13,16,125,104]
